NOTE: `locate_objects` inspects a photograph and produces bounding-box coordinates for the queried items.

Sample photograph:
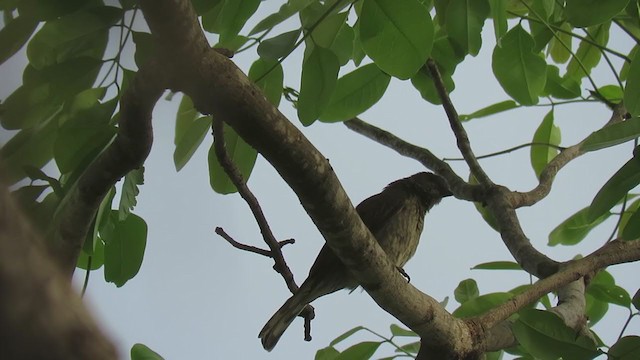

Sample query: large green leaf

[249,57,284,106]
[217,0,261,40]
[173,116,212,172]
[17,0,101,21]
[548,205,610,246]
[0,15,38,65]
[249,0,314,35]
[492,25,546,105]
[359,0,433,79]
[622,208,640,240]
[410,65,455,105]
[208,123,258,194]
[319,63,391,122]
[335,342,381,360]
[175,95,200,145]
[581,117,640,152]
[513,309,600,360]
[585,293,608,326]
[445,0,490,56]
[530,109,561,179]
[608,336,640,360]
[565,23,610,82]
[309,11,348,49]
[565,0,629,27]
[103,212,148,287]
[297,46,339,126]
[472,261,521,270]
[624,50,640,117]
[26,6,120,69]
[0,119,58,184]
[489,0,507,43]
[53,91,117,174]
[588,156,640,221]
[131,31,155,68]
[257,29,301,60]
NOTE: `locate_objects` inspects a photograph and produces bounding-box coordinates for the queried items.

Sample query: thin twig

[211,118,315,336]
[215,227,294,257]
[426,59,492,185]
[443,142,567,161]
[212,117,299,293]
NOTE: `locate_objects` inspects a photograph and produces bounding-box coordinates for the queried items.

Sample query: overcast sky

[1,2,639,359]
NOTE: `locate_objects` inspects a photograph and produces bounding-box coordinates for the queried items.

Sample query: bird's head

[403,172,452,206]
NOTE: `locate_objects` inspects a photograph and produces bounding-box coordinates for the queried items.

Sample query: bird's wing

[355,187,407,235]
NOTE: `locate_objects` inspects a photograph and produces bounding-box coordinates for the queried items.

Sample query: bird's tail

[259,287,312,351]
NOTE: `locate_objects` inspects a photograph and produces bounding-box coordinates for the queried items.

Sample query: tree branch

[139,1,474,357]
[426,59,492,185]
[49,60,166,275]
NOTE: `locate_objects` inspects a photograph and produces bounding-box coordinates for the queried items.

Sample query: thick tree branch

[139,1,475,357]
[0,183,116,360]
[476,239,640,332]
[50,60,166,275]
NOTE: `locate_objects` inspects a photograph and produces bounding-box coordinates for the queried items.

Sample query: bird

[258,172,452,351]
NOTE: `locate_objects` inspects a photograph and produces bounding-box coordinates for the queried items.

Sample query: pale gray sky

[1,2,638,359]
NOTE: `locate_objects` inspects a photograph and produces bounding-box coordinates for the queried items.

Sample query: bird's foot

[396,266,411,283]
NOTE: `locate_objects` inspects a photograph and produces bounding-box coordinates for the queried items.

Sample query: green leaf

[315,346,340,360]
[389,324,416,337]
[543,65,581,99]
[76,238,104,270]
[472,261,522,270]
[173,116,211,172]
[565,23,610,82]
[200,1,225,33]
[445,0,490,56]
[548,23,573,64]
[26,6,120,69]
[622,206,640,240]
[588,157,640,222]
[609,336,640,360]
[320,63,391,122]
[335,341,381,360]
[329,21,354,66]
[309,11,348,49]
[588,283,631,308]
[359,0,433,79]
[548,206,610,246]
[581,117,640,152]
[207,123,258,194]
[489,0,507,44]
[513,309,600,360]
[410,65,455,105]
[0,119,58,184]
[330,326,367,346]
[585,293,608,326]
[459,100,518,121]
[297,46,339,126]
[175,95,200,146]
[257,29,301,60]
[131,343,164,360]
[17,0,101,21]
[249,58,284,106]
[53,91,117,174]
[103,212,148,287]
[596,84,624,104]
[0,15,38,65]
[217,0,261,40]
[530,109,561,179]
[454,278,479,304]
[624,49,640,117]
[565,0,629,27]
[469,174,500,231]
[118,167,144,221]
[453,292,513,318]
[492,25,546,105]
[249,0,314,35]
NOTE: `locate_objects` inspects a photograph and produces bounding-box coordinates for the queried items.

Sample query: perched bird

[259,172,452,351]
